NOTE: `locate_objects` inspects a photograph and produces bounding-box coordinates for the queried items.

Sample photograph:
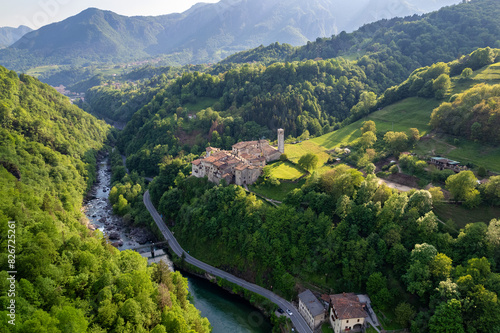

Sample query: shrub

[477,166,487,178]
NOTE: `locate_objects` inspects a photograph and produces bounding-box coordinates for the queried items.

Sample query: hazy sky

[0,0,221,29]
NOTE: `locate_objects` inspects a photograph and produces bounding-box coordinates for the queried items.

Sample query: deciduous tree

[298,153,319,172]
[445,171,481,208]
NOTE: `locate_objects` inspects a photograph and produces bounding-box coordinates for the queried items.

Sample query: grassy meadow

[264,161,305,180]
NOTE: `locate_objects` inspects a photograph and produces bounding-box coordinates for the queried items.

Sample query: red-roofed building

[191,129,284,186]
[329,293,367,333]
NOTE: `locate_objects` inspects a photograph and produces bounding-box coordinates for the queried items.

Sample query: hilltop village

[191,129,284,185]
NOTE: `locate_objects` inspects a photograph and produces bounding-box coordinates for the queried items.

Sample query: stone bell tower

[278,128,284,154]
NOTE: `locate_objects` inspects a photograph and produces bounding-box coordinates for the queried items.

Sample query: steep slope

[0,25,32,48]
[0,0,457,72]
[291,52,500,172]
[0,66,211,332]
[9,8,165,65]
[224,0,499,87]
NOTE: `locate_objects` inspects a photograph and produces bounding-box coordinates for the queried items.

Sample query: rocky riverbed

[83,154,155,251]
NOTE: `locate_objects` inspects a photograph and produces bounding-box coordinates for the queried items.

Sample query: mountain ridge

[0,25,32,48]
[0,0,458,71]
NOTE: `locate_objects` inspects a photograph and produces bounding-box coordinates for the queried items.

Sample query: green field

[289,68,500,173]
[434,204,500,229]
[183,97,219,112]
[413,137,500,172]
[312,97,438,150]
[250,179,306,202]
[264,161,305,180]
[472,62,500,81]
[26,65,62,77]
[284,97,438,170]
[450,62,500,94]
[285,140,331,166]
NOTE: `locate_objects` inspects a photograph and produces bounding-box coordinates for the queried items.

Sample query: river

[187,273,273,333]
[83,155,273,332]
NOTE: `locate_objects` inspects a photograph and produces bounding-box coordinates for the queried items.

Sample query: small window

[346,320,349,323]
[357,319,360,322]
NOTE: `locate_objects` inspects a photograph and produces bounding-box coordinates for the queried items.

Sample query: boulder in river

[111,240,124,247]
[108,231,120,240]
[130,228,154,244]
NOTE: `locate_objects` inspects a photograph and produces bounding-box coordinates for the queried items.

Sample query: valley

[1,1,500,333]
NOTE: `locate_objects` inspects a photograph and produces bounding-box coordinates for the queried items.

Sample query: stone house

[329,293,367,333]
[298,289,326,329]
[191,129,284,186]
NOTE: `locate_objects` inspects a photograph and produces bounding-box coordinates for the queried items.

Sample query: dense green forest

[0,66,210,332]
[225,0,500,88]
[149,157,500,332]
[115,46,500,331]
[430,83,500,144]
[2,0,500,331]
[115,58,379,176]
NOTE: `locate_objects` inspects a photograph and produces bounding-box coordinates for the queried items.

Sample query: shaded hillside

[0,25,31,48]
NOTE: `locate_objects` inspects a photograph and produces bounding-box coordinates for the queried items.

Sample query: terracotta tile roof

[192,159,202,165]
[330,293,367,320]
[263,146,279,154]
[247,148,261,156]
[240,153,253,160]
[212,151,228,159]
[206,147,219,152]
[235,164,248,171]
[213,161,224,167]
[233,140,260,149]
[204,156,217,163]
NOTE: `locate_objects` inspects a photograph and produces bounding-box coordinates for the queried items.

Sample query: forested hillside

[0,66,210,332]
[140,54,500,330]
[225,0,500,88]
[149,159,500,332]
[430,83,500,143]
[116,58,379,175]
[114,47,500,333]
[97,46,496,177]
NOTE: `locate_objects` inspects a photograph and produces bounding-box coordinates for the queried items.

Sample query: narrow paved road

[143,190,313,333]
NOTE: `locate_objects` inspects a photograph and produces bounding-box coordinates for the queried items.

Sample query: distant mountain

[0,0,458,71]
[0,25,32,48]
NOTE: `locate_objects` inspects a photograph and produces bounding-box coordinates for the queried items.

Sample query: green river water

[187,274,273,333]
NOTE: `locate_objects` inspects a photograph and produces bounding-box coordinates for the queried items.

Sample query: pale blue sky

[0,0,220,29]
